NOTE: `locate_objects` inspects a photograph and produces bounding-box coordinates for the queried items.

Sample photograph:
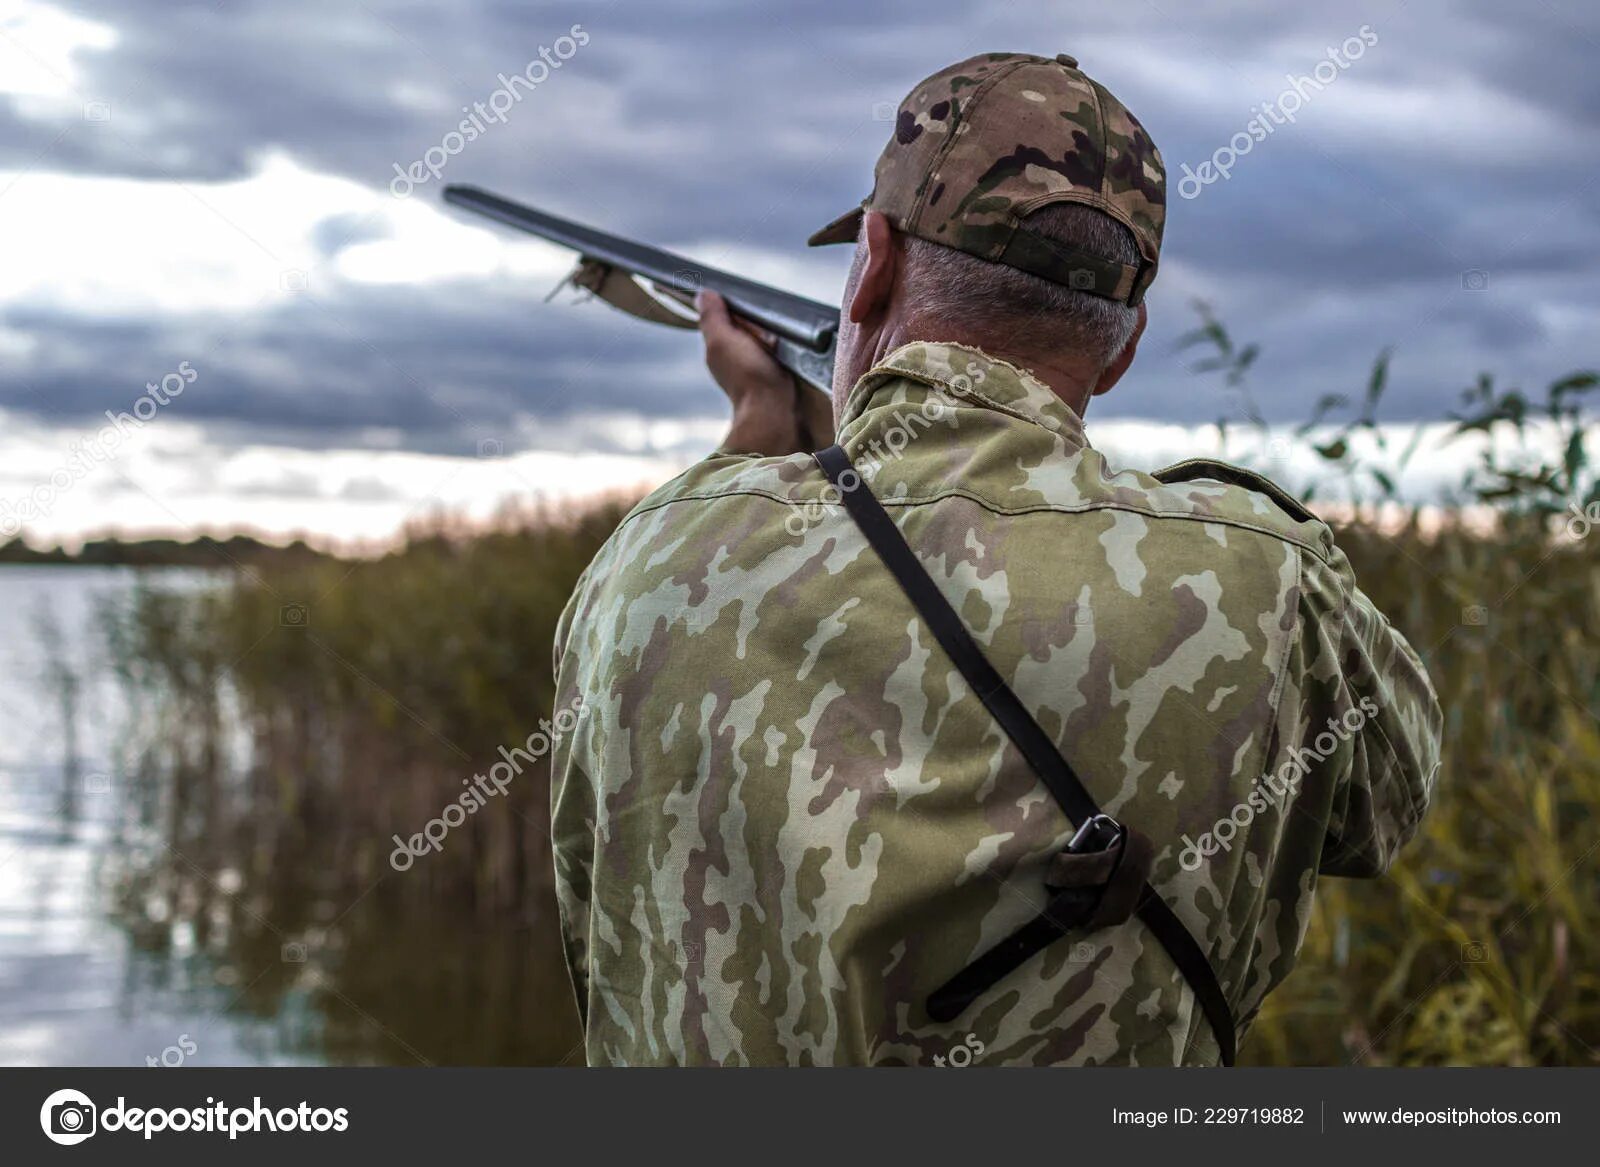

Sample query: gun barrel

[443,185,839,353]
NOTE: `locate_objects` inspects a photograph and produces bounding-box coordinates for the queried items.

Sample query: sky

[0,0,1596,545]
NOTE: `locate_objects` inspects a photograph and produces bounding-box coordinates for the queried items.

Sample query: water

[0,567,280,1064]
[0,566,580,1066]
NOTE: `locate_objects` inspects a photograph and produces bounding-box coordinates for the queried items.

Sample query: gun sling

[812,444,1237,1065]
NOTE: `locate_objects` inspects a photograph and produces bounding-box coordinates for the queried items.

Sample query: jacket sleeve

[549,568,597,1024]
[1291,542,1443,877]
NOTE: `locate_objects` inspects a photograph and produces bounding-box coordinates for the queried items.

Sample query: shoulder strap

[567,259,698,329]
[813,444,1237,1065]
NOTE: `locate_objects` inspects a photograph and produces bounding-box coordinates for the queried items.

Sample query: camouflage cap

[808,52,1165,306]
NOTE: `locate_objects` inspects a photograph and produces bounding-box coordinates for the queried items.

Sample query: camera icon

[1461,605,1488,627]
[282,941,308,963]
[477,437,503,458]
[51,1100,94,1136]
[83,772,112,795]
[1461,941,1488,963]
[1266,436,1292,462]
[280,269,309,294]
[681,941,703,965]
[280,602,309,628]
[1461,269,1489,292]
[1069,606,1094,627]
[40,1089,97,1145]
[1068,941,1096,962]
[83,101,111,124]
[1068,268,1096,292]
[673,268,704,295]
[872,101,898,122]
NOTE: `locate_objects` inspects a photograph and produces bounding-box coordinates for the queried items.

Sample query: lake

[0,566,580,1067]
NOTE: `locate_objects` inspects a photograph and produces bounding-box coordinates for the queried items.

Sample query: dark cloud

[0,0,1595,453]
[2,284,722,454]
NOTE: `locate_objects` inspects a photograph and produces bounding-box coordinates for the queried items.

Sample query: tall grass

[1243,520,1600,1064]
[100,317,1598,1065]
[101,502,629,1063]
[105,500,629,913]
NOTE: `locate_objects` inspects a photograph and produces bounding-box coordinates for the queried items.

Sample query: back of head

[897,202,1142,368]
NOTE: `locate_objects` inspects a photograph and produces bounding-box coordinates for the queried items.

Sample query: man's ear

[846,211,898,326]
[1091,301,1147,397]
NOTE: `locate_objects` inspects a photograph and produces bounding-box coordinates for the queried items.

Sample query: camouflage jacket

[550,342,1442,1066]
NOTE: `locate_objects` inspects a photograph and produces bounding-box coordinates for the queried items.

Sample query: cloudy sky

[0,0,1595,544]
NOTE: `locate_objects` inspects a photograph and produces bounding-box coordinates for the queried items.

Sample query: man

[549,52,1441,1066]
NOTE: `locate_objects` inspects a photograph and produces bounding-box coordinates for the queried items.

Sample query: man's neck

[874,320,1098,418]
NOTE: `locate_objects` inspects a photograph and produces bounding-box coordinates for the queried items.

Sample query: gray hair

[897,203,1141,365]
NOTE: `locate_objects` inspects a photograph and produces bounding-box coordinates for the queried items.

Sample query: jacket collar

[837,341,1089,448]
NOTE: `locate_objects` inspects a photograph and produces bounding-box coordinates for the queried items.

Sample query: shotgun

[442,184,838,396]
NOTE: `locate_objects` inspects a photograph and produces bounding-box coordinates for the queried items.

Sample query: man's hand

[698,290,833,455]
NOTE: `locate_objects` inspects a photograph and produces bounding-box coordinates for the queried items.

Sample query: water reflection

[108,851,581,1066]
[0,567,580,1066]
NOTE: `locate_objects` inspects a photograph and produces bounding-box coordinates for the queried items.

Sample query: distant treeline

[0,534,328,568]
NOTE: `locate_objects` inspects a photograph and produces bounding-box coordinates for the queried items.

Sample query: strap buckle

[1066,813,1124,855]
